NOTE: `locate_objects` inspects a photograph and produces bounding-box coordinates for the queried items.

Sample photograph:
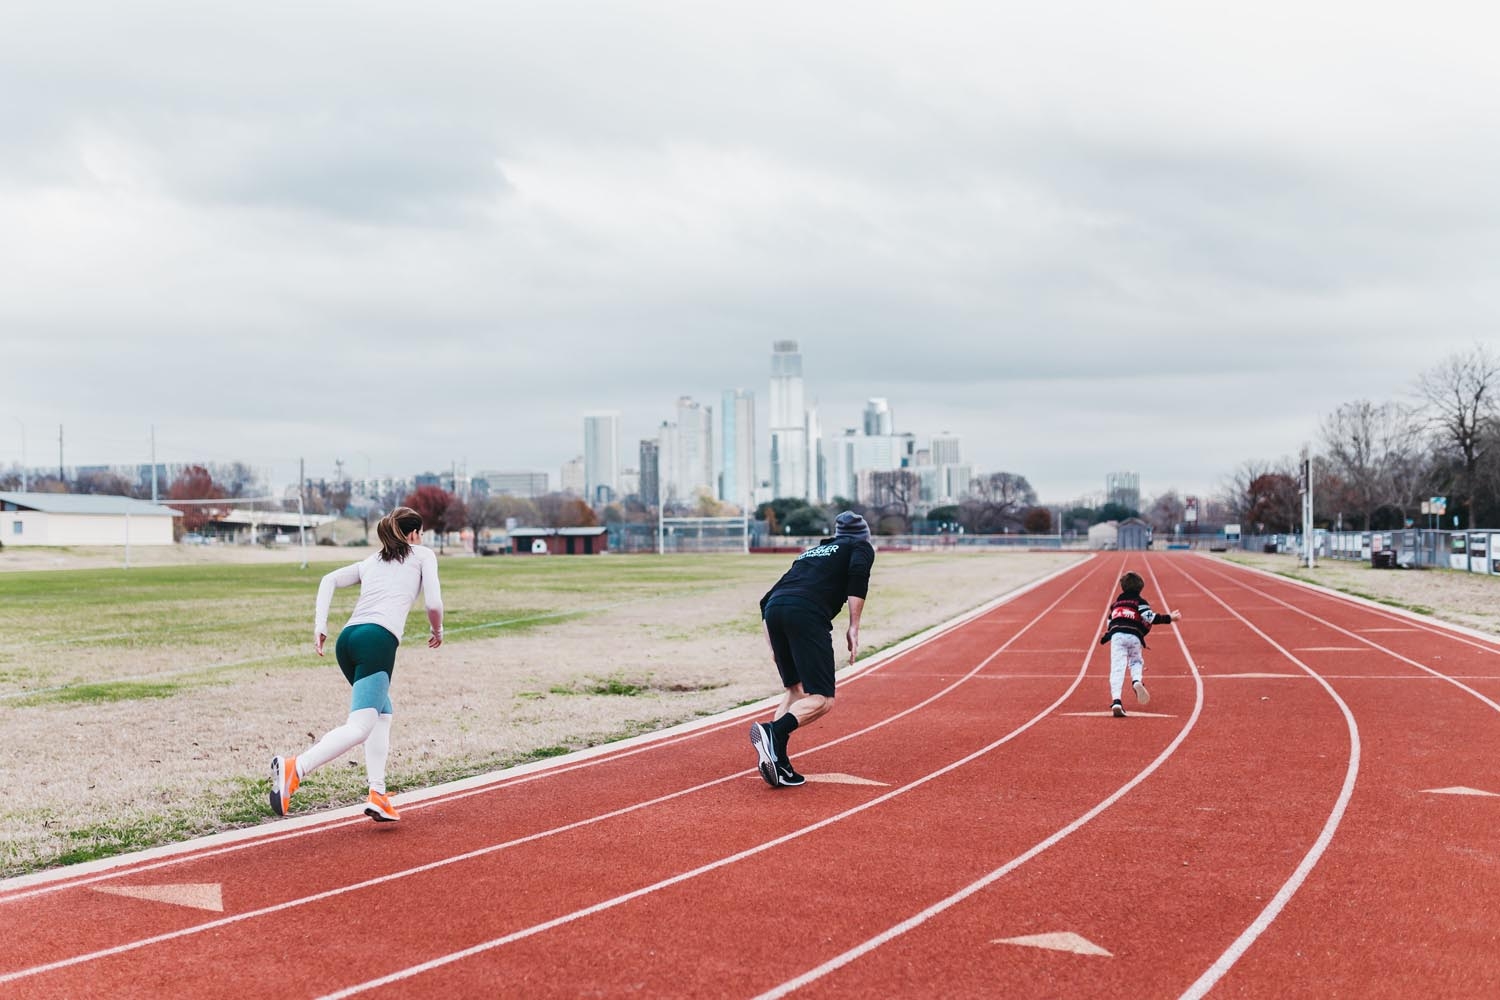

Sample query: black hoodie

[760,535,876,622]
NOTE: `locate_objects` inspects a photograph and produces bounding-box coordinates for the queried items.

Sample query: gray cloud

[5,1,1498,499]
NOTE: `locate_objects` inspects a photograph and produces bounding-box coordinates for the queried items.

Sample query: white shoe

[1133,679,1150,705]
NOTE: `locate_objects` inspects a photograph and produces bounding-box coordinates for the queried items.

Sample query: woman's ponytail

[377,506,424,562]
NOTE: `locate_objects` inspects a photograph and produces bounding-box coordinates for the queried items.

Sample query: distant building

[769,341,808,500]
[507,526,609,556]
[1117,517,1153,550]
[583,411,621,505]
[0,492,176,547]
[827,429,916,502]
[481,471,549,498]
[863,398,893,436]
[559,456,585,497]
[670,397,714,503]
[720,388,756,507]
[639,440,660,507]
[1107,471,1141,512]
[931,432,962,466]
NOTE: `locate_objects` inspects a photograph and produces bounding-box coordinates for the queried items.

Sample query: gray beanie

[833,510,870,541]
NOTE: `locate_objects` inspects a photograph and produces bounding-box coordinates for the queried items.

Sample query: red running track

[2,553,1498,999]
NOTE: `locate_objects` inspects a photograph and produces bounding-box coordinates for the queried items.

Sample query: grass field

[0,549,1081,877]
[0,555,765,703]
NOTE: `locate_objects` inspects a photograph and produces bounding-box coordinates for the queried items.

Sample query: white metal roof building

[0,492,177,547]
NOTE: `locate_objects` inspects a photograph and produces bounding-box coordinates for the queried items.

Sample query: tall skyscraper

[769,340,808,500]
[673,396,714,503]
[863,398,893,436]
[656,421,678,506]
[639,440,660,507]
[582,411,621,505]
[805,403,824,502]
[720,388,756,507]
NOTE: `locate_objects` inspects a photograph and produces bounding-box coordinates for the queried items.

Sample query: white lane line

[314,573,1122,1000]
[0,558,1096,902]
[1422,787,1499,797]
[1173,556,1361,1000]
[751,558,1204,999]
[1195,558,1500,715]
[0,561,1110,986]
[1218,559,1500,656]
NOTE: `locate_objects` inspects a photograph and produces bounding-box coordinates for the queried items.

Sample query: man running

[750,510,875,787]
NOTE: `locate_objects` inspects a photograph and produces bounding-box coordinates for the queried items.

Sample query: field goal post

[657,514,751,554]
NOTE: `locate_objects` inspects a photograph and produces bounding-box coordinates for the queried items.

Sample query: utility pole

[150,425,158,503]
[11,417,24,491]
[58,424,64,483]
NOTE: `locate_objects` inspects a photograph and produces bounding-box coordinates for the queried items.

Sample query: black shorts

[763,601,836,698]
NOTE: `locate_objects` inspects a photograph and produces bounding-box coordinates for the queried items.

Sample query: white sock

[298,708,379,777]
[365,713,393,794]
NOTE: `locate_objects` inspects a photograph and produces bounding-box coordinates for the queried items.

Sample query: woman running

[269,505,444,822]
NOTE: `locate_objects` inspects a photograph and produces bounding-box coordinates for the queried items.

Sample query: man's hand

[428,629,443,649]
[1170,610,1183,622]
[846,624,860,664]
[314,632,326,657]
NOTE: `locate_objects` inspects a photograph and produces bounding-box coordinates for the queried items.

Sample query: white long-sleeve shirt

[314,546,443,643]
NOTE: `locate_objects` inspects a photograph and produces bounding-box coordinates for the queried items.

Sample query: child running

[269,506,444,822]
[1098,570,1181,718]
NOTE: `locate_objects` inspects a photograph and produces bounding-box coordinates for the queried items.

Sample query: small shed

[1117,517,1153,550]
[509,526,609,555]
[0,491,177,547]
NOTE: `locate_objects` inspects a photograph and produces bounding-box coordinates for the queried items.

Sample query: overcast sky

[5,1,1498,503]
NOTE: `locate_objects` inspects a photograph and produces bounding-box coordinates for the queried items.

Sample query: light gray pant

[1109,633,1144,701]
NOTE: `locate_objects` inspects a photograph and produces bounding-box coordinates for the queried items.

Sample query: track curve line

[0,557,1093,904]
[1191,555,1500,713]
[1170,558,1361,1000]
[749,558,1207,998]
[309,565,1124,999]
[1212,556,1500,656]
[0,558,1106,987]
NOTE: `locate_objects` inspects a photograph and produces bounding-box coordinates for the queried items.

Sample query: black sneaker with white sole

[1112,700,1126,718]
[776,762,806,787]
[749,722,781,787]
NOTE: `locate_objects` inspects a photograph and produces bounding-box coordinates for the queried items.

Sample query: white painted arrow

[95,883,224,912]
[994,932,1111,957]
[1061,711,1175,718]
[1422,787,1499,797]
[805,773,889,786]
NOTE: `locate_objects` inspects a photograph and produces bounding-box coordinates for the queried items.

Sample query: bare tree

[1416,344,1500,529]
[1144,490,1184,534]
[960,472,1036,533]
[1318,399,1425,529]
[1220,459,1298,530]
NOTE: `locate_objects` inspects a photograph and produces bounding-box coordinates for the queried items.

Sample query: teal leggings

[335,623,397,714]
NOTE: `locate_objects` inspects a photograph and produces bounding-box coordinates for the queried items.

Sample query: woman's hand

[314,632,327,656]
[428,629,443,649]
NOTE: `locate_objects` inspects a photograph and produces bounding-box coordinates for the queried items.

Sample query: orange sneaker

[364,789,400,822]
[269,755,300,816]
